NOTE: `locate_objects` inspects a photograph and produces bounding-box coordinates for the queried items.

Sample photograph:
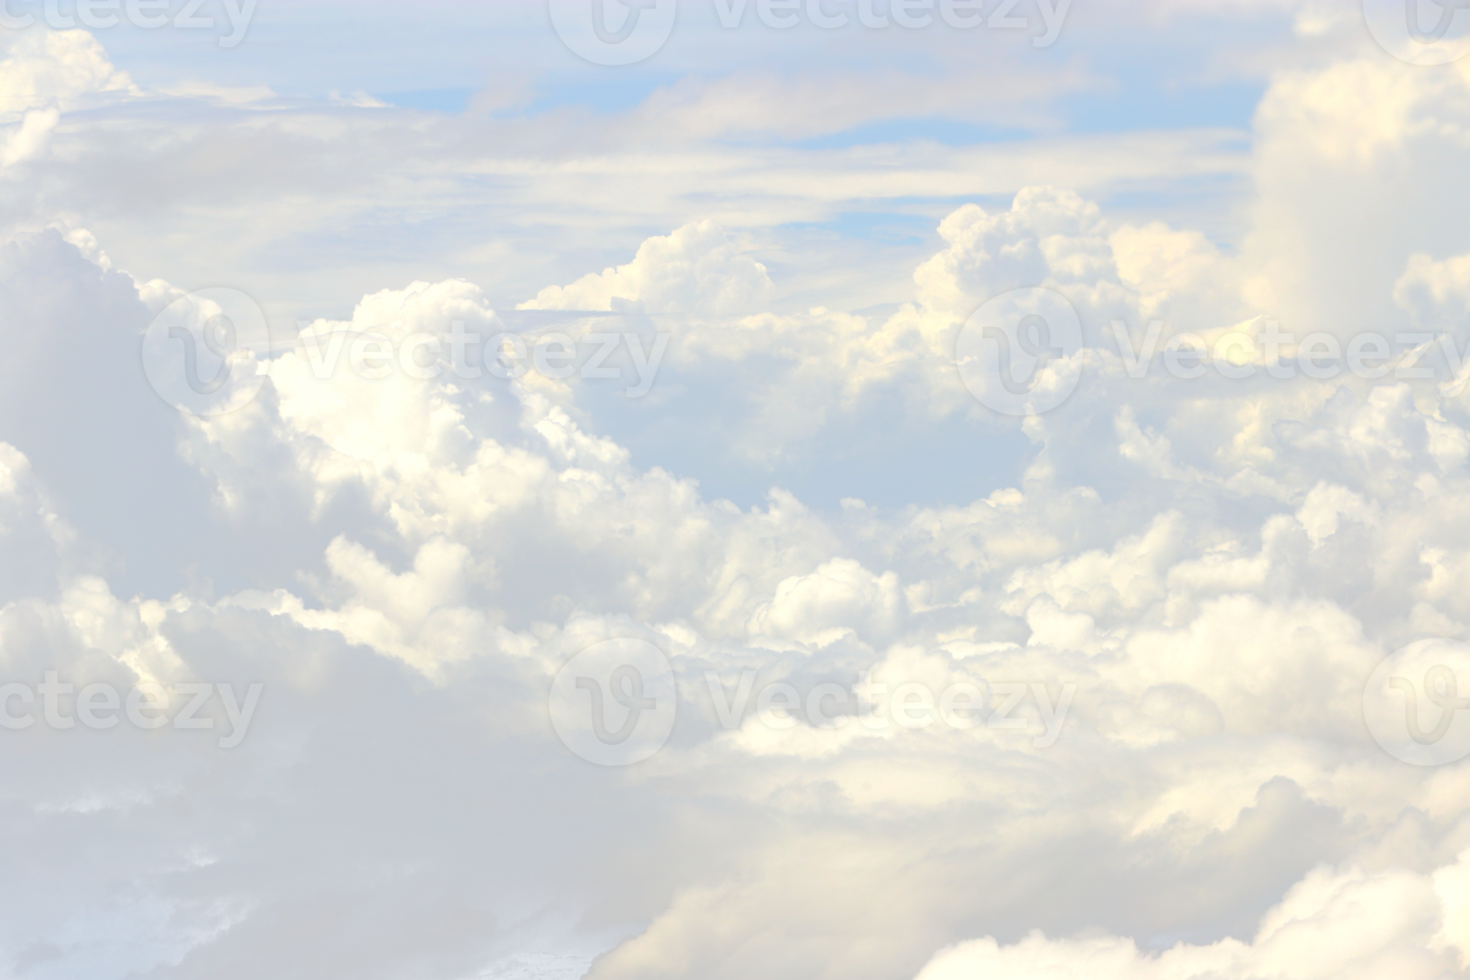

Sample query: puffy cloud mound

[1244,56,1470,337]
[9,33,1470,980]
[0,30,135,115]
[9,170,1470,976]
[916,860,1468,980]
[913,187,1122,321]
[0,230,226,597]
[1397,250,1470,328]
[519,219,775,314]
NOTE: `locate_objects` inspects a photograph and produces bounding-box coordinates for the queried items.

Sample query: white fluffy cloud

[519,219,775,314]
[915,859,1469,979]
[6,13,1470,980]
[1244,57,1470,336]
[0,29,134,114]
[0,178,1464,975]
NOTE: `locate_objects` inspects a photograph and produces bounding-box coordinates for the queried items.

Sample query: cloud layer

[4,10,1470,980]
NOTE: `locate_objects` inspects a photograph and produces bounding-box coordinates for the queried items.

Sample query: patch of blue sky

[1058,79,1265,135]
[843,194,1023,219]
[781,82,1262,154]
[1099,171,1251,210]
[779,209,937,246]
[373,87,477,113]
[373,80,673,117]
[793,119,1034,149]
[3,905,198,980]
[517,73,684,116]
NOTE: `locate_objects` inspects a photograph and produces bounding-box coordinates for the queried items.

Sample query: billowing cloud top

[4,6,1470,979]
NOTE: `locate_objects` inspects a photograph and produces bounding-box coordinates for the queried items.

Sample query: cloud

[7,180,1469,975]
[1396,249,1470,327]
[0,229,228,597]
[621,62,1091,141]
[1,106,58,166]
[0,29,135,114]
[8,17,1470,980]
[519,219,775,314]
[914,859,1465,980]
[1243,57,1470,336]
[12,940,65,980]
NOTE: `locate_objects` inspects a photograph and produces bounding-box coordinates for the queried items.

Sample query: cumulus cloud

[1243,57,1470,336]
[0,29,135,114]
[7,15,1470,980]
[519,219,775,314]
[0,230,232,597]
[915,859,1467,980]
[8,184,1468,974]
[0,106,58,166]
[1397,249,1470,328]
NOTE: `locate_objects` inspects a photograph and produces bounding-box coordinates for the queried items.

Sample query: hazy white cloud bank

[5,10,1470,980]
[0,2,1273,323]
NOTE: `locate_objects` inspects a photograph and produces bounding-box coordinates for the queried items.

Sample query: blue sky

[7,1,1300,319]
